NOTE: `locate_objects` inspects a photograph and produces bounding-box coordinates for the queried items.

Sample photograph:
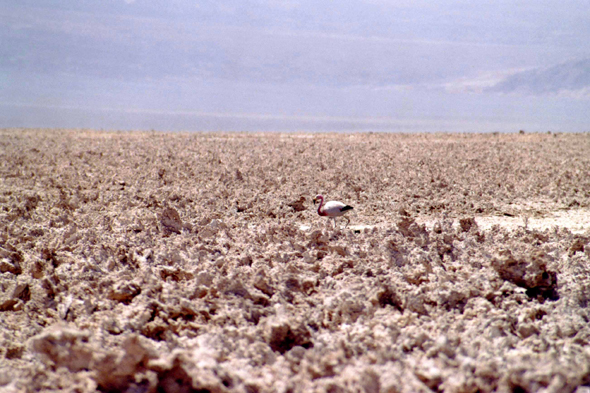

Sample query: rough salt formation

[1,128,590,392]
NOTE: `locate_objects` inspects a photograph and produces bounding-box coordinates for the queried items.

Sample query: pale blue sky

[1,0,589,132]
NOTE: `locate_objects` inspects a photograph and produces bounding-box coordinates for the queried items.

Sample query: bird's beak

[313,198,317,205]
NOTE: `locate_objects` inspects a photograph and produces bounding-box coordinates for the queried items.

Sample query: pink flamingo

[313,194,353,228]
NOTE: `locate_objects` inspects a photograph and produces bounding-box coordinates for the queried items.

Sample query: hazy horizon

[2,1,589,132]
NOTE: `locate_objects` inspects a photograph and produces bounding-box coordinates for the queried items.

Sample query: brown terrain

[1,128,590,393]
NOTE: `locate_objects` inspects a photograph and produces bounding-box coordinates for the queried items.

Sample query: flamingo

[313,194,353,228]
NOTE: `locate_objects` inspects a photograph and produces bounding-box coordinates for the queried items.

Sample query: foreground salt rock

[491,249,559,301]
[1,129,590,392]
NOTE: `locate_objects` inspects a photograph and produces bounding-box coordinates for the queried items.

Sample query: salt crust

[1,129,590,392]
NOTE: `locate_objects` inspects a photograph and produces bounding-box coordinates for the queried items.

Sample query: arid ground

[1,128,590,393]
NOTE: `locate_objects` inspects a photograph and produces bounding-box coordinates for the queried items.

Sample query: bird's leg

[344,216,350,228]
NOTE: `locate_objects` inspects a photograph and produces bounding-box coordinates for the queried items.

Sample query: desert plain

[1,128,590,393]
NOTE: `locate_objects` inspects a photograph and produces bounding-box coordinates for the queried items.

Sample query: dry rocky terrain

[1,128,590,392]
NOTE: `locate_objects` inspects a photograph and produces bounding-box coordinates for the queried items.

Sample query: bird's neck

[317,198,326,216]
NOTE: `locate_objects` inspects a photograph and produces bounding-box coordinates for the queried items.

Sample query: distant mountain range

[488,58,590,96]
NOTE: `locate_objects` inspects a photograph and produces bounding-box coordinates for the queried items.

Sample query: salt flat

[1,128,589,392]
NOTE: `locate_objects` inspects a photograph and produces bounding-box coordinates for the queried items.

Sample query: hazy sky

[2,0,589,132]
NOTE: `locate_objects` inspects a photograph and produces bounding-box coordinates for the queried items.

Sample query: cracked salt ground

[2,129,590,393]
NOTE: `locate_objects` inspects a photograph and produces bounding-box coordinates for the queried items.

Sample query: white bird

[313,194,353,228]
